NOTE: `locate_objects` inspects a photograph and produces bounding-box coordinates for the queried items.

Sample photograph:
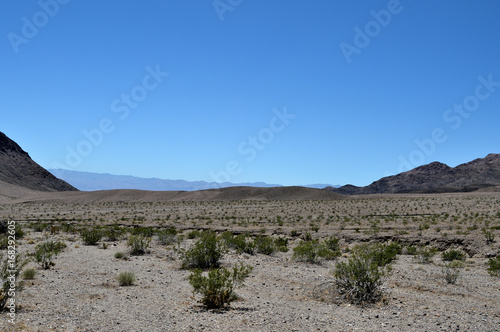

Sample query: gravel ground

[2,233,500,332]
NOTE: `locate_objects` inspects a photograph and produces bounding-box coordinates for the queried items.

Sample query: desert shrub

[105,227,125,242]
[81,228,103,245]
[483,229,495,244]
[405,245,418,256]
[442,263,460,284]
[441,249,466,262]
[22,268,36,280]
[127,234,151,255]
[487,255,500,277]
[189,262,253,309]
[0,252,28,310]
[31,222,47,232]
[157,227,178,245]
[0,236,7,250]
[187,230,202,239]
[130,226,155,238]
[415,246,437,264]
[180,231,227,269]
[274,237,289,253]
[117,272,136,286]
[352,242,399,267]
[324,236,340,253]
[293,240,340,264]
[290,230,300,237]
[61,222,76,233]
[334,246,387,305]
[114,251,125,259]
[33,240,66,269]
[222,233,255,255]
[254,236,276,255]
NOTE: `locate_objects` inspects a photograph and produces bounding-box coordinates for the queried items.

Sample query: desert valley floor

[1,191,500,331]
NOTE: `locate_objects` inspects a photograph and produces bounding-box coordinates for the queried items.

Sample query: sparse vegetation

[114,251,125,259]
[334,244,389,305]
[127,234,151,255]
[180,231,227,269]
[293,239,341,264]
[189,262,253,309]
[81,227,103,246]
[441,249,466,262]
[117,272,136,286]
[33,240,67,269]
[22,268,37,280]
[487,255,500,277]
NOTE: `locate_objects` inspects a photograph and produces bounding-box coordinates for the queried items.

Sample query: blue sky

[2,0,500,187]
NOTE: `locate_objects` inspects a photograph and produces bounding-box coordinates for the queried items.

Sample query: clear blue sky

[2,0,500,186]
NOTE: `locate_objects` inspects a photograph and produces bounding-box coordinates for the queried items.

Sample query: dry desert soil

[1,191,500,331]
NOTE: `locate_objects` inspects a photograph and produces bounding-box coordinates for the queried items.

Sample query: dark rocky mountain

[0,131,77,192]
[328,154,500,195]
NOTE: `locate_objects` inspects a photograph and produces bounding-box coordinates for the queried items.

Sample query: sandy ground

[1,193,499,331]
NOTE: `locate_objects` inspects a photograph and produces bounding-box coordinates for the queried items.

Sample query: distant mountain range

[2,130,500,201]
[327,153,500,194]
[48,169,340,192]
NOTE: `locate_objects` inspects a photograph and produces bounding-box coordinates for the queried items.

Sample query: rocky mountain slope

[0,131,77,193]
[329,154,500,194]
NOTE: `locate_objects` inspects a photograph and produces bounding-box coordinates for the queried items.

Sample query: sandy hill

[329,153,500,195]
[14,186,345,203]
[0,131,77,197]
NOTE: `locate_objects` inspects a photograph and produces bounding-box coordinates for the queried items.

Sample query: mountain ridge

[328,153,500,195]
[0,132,77,193]
[48,169,340,191]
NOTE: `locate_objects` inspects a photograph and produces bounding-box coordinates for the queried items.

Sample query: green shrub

[22,268,37,280]
[105,227,125,241]
[130,226,155,238]
[487,255,500,277]
[405,245,418,255]
[324,236,340,253]
[127,234,152,255]
[31,222,47,232]
[81,228,103,245]
[114,251,125,259]
[274,237,289,253]
[222,233,256,255]
[187,230,202,239]
[157,227,178,245]
[483,229,495,244]
[0,252,28,310]
[254,236,276,255]
[189,262,253,309]
[180,231,227,269]
[0,236,7,250]
[117,272,136,286]
[351,242,399,267]
[293,240,340,264]
[33,240,66,269]
[334,246,387,305]
[441,249,466,262]
[415,246,437,264]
